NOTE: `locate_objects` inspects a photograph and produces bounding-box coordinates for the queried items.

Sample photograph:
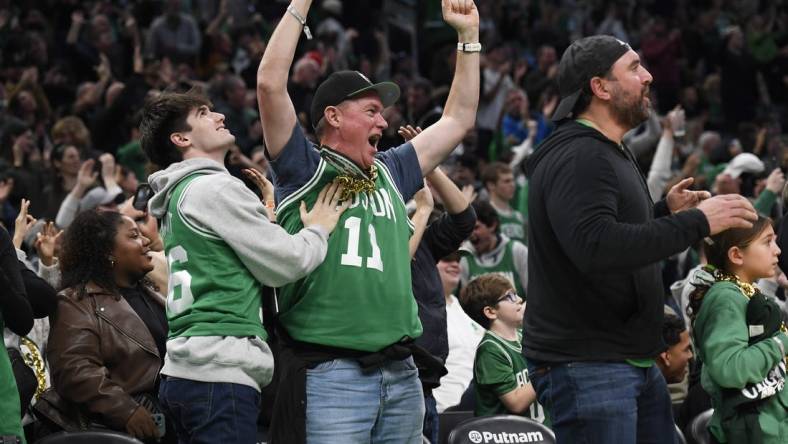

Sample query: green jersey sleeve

[475,339,518,396]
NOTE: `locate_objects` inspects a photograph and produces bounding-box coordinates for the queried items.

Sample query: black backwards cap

[310,70,400,128]
[552,35,632,121]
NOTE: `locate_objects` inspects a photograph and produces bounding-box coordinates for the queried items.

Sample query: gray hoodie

[148,157,329,390]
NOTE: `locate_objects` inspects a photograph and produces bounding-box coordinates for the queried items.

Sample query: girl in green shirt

[688,216,788,444]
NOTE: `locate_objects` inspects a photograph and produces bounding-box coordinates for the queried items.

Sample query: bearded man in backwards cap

[524,35,758,443]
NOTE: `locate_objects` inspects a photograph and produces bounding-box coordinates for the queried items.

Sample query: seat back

[689,409,714,444]
[675,423,687,444]
[439,410,474,444]
[447,415,555,444]
[35,430,143,444]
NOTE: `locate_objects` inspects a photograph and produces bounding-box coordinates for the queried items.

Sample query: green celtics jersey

[0,320,25,443]
[474,330,549,426]
[160,174,266,340]
[275,155,422,352]
[495,206,526,244]
[466,239,526,298]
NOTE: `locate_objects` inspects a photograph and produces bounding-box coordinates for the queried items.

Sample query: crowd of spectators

[1,0,788,442]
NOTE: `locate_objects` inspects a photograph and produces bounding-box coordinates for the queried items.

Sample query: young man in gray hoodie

[141,91,347,443]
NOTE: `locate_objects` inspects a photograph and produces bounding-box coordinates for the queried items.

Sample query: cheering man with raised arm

[258,0,479,442]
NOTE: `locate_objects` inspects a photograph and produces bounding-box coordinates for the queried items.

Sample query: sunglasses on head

[495,290,520,304]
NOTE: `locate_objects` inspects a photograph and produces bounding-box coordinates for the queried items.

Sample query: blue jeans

[423,394,439,444]
[158,376,260,444]
[305,357,425,443]
[526,361,676,444]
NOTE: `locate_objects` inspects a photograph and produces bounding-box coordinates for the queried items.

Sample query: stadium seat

[447,415,556,444]
[439,410,474,444]
[35,430,143,444]
[689,409,714,444]
[675,423,687,444]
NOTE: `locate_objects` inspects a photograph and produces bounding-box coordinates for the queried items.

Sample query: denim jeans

[526,361,676,444]
[158,376,260,444]
[305,357,425,443]
[423,394,439,444]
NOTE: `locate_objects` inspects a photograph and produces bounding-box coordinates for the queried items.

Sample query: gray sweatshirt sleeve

[647,133,675,201]
[512,241,529,291]
[55,192,80,229]
[179,175,329,288]
[38,260,61,290]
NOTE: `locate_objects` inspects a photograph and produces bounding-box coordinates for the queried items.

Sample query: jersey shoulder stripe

[277,158,327,213]
[375,159,415,231]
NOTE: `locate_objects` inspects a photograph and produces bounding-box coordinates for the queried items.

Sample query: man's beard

[609,84,650,130]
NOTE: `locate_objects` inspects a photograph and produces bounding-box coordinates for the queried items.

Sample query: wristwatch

[457,42,482,53]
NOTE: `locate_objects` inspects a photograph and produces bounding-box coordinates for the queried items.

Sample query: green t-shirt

[0,319,25,443]
[161,174,267,340]
[466,238,526,298]
[495,206,527,244]
[474,330,549,426]
[275,157,423,352]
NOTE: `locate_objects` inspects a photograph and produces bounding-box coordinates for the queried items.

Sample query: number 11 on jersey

[340,216,383,271]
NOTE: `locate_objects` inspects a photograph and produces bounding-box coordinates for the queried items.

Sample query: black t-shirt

[119,285,168,360]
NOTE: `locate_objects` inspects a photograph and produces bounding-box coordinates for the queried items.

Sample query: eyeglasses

[495,290,520,304]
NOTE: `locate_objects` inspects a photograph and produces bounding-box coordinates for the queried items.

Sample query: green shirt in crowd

[494,205,527,244]
[0,318,25,443]
[276,153,422,352]
[474,330,550,426]
[694,281,788,444]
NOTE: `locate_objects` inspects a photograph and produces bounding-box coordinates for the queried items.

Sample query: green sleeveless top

[474,330,550,425]
[496,207,526,244]
[466,239,526,298]
[160,174,266,340]
[275,156,423,352]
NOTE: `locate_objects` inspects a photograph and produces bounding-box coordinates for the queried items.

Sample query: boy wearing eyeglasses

[462,274,548,424]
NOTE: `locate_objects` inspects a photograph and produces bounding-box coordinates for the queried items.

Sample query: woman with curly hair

[46,210,167,442]
[688,216,788,444]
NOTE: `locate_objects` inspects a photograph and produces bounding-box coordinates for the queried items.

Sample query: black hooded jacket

[523,120,709,362]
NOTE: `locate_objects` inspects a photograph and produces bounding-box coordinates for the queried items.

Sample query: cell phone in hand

[133,183,153,212]
[152,413,166,438]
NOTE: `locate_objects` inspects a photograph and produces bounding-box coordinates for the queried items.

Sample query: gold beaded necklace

[712,269,757,298]
[320,146,378,201]
[19,336,47,399]
[714,269,788,364]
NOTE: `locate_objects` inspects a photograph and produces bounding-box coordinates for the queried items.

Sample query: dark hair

[460,273,513,329]
[51,143,79,164]
[662,311,686,349]
[473,200,500,233]
[481,162,513,187]
[59,210,123,296]
[139,90,211,168]
[0,118,30,164]
[571,69,615,117]
[687,216,772,323]
[705,216,772,271]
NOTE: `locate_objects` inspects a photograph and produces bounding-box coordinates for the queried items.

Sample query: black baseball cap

[552,35,632,121]
[310,70,400,128]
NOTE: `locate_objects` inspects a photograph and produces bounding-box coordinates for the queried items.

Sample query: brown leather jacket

[47,281,165,429]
